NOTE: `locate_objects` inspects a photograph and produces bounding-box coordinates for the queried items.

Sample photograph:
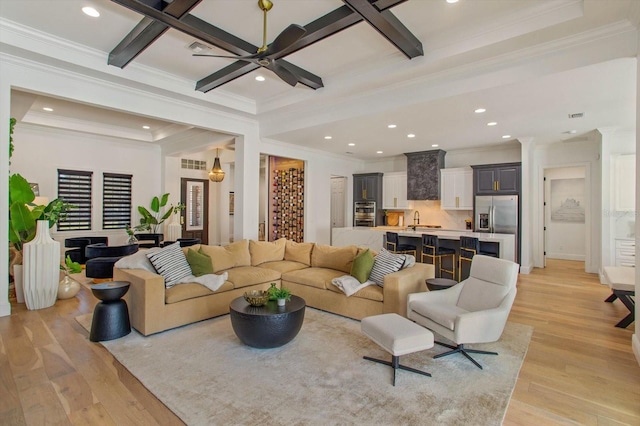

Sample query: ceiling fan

[193,0,306,87]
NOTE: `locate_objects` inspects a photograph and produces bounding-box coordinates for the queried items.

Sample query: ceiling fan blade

[266,60,299,87]
[266,24,306,56]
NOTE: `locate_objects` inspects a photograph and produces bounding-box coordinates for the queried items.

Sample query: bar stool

[458,236,498,281]
[385,232,417,257]
[421,234,455,279]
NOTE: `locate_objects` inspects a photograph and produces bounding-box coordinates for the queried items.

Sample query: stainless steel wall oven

[354,201,376,227]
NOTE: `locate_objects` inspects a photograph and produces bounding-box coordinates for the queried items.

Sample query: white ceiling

[1,0,638,159]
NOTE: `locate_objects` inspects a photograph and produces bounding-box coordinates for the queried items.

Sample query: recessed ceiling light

[432,144,439,147]
[446,0,459,3]
[348,143,355,146]
[82,7,100,17]
[502,135,511,139]
[474,108,486,113]
[376,151,383,154]
[142,125,150,129]
[568,130,577,134]
[387,124,397,129]
[407,134,415,138]
[42,107,53,112]
[255,75,265,82]
[487,122,497,126]
[324,136,332,140]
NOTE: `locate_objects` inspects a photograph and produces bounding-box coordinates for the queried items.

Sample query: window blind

[103,173,132,229]
[57,169,92,231]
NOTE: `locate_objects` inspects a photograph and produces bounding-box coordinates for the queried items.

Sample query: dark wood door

[180,178,209,244]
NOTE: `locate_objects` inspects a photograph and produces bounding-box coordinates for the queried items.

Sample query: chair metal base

[363,355,431,386]
[612,289,635,328]
[433,341,498,370]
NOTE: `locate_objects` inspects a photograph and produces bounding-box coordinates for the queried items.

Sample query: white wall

[11,124,160,247]
[544,166,586,261]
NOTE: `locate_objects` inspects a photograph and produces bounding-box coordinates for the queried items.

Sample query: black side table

[90,281,131,342]
[426,278,458,291]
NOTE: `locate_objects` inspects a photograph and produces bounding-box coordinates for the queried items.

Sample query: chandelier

[209,149,225,182]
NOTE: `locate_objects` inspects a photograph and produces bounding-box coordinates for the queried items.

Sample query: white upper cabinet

[440,168,473,210]
[383,172,409,209]
[614,154,636,211]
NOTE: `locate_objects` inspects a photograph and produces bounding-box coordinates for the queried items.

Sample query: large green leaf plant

[135,193,176,234]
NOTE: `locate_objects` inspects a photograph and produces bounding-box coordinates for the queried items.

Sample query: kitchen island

[332,226,516,262]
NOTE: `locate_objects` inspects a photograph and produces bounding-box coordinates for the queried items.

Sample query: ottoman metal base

[363,355,432,386]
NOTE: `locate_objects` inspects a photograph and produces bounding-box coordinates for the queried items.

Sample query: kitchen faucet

[413,210,420,226]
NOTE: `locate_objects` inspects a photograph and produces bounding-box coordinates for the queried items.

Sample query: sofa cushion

[311,244,358,274]
[258,260,308,274]
[282,267,344,290]
[199,240,251,273]
[250,238,286,266]
[186,248,214,277]
[368,248,406,287]
[224,266,281,289]
[350,249,375,283]
[326,280,384,302]
[165,281,234,304]
[284,240,314,266]
[146,242,192,288]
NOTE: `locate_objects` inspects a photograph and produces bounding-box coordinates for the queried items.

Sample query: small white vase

[13,264,24,303]
[58,275,81,300]
[277,298,286,307]
[23,220,61,310]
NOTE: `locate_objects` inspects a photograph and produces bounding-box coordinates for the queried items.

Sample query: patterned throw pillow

[368,248,406,287]
[147,242,192,288]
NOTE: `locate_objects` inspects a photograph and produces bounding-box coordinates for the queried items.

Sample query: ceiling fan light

[209,150,225,182]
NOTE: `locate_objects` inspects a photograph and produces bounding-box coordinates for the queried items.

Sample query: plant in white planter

[269,286,292,306]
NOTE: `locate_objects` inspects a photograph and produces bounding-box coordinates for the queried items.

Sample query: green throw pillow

[186,248,214,277]
[350,249,375,284]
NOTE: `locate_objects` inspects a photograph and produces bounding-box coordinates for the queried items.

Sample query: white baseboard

[546,253,585,261]
[633,334,640,366]
[519,264,533,274]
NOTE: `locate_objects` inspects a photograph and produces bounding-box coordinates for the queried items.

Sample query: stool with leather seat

[459,236,498,281]
[421,234,455,279]
[385,232,417,258]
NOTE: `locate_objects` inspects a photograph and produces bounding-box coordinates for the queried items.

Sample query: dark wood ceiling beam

[342,0,423,59]
[108,0,202,68]
[196,62,260,92]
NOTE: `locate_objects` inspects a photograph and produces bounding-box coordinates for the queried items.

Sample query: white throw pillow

[115,247,161,272]
[368,248,406,287]
[146,242,192,288]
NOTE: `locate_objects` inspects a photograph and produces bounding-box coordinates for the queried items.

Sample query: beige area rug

[77,309,532,426]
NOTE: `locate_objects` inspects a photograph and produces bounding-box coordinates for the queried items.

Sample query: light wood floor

[1,259,639,425]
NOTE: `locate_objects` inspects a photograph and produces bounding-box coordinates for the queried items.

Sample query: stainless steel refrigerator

[474,195,519,260]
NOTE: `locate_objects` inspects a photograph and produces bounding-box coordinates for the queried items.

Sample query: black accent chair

[64,237,109,264]
[85,243,139,282]
[161,238,201,248]
[459,236,498,281]
[385,232,417,257]
[134,233,163,249]
[421,234,456,279]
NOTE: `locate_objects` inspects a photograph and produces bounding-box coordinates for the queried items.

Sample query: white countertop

[332,227,516,261]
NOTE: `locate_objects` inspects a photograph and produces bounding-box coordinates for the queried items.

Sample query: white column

[0,76,10,317]
[519,138,534,274]
[633,35,640,364]
[234,133,260,241]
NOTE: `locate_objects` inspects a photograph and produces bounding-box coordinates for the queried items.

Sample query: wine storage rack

[270,167,304,242]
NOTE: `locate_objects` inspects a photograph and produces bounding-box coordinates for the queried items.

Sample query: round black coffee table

[90,281,131,342]
[229,295,306,348]
[426,278,458,291]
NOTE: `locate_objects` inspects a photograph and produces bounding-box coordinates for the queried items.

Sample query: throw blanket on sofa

[331,275,375,297]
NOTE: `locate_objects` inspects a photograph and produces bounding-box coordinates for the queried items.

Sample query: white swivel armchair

[407,255,519,369]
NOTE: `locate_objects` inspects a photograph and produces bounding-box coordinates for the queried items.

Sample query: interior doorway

[330,176,347,244]
[181,178,209,244]
[542,166,588,270]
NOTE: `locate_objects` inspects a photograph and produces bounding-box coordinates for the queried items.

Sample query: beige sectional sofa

[113,238,434,336]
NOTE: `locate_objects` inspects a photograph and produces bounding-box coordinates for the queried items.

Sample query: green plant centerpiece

[268,284,292,306]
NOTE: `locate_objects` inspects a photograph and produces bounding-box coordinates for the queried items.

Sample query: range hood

[405,150,446,200]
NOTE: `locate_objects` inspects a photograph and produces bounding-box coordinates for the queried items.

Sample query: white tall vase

[23,220,61,310]
[166,214,182,242]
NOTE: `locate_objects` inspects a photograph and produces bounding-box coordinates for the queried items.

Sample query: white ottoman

[361,313,434,386]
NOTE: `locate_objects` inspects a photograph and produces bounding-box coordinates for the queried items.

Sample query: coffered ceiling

[1,0,638,159]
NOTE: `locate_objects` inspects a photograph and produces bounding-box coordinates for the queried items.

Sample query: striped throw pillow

[147,241,192,288]
[368,248,406,287]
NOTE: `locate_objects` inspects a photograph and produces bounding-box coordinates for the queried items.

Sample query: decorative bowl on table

[243,290,270,307]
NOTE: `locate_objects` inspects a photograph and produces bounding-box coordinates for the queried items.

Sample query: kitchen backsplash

[393,200,472,230]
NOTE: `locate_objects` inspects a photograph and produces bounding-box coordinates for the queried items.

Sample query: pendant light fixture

[209,149,225,182]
